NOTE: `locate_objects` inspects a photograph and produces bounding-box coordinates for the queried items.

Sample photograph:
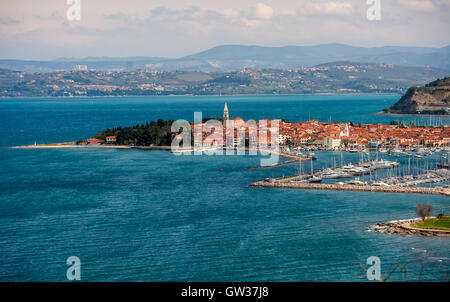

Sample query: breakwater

[250,180,450,196]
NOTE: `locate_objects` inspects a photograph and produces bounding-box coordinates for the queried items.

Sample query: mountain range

[1,43,449,72]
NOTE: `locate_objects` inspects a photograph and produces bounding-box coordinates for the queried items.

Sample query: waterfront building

[106,136,117,143]
[324,136,342,149]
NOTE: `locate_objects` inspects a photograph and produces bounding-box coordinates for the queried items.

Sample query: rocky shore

[382,77,450,115]
[370,219,450,237]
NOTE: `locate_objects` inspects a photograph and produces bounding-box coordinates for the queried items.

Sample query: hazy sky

[0,0,449,60]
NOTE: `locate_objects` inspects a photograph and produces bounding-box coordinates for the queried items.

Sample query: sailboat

[308,157,322,183]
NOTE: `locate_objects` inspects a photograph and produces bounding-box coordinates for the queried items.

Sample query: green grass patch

[412,217,450,231]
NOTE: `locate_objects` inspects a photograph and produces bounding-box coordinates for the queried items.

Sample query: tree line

[94,119,175,146]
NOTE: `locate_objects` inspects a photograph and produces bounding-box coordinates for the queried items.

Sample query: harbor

[249,149,450,196]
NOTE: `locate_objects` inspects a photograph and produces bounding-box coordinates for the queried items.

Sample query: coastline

[11,144,294,157]
[0,92,401,99]
[376,111,450,117]
[371,218,450,237]
[13,143,135,149]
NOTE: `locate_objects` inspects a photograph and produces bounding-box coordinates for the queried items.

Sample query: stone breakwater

[370,219,450,237]
[249,181,450,196]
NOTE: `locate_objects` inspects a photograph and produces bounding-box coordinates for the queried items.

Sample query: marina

[251,148,450,196]
[271,158,401,183]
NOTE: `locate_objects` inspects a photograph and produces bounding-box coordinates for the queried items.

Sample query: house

[106,136,117,143]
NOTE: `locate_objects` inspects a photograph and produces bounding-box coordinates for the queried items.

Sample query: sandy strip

[12,143,131,149]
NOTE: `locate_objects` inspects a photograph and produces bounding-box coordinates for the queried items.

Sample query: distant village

[2,62,445,97]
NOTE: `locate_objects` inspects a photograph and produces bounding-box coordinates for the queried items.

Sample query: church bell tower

[223,102,229,126]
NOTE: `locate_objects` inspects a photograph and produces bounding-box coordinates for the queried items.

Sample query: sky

[0,0,449,60]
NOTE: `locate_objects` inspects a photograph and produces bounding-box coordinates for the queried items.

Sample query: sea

[0,94,448,281]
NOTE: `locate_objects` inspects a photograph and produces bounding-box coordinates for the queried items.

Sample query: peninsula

[382,77,450,115]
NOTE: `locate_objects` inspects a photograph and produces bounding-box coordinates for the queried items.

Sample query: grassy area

[412,217,450,231]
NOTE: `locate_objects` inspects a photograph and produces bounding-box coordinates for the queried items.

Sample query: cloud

[299,1,355,16]
[221,8,240,19]
[0,0,449,60]
[322,1,355,15]
[253,3,274,20]
[0,16,19,25]
[397,0,436,12]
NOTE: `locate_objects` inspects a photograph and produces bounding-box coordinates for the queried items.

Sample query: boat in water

[344,178,367,185]
[308,176,323,183]
[308,152,317,160]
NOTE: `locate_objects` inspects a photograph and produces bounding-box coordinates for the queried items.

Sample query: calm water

[0,95,449,281]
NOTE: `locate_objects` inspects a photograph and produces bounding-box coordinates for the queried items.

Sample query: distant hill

[0,43,449,72]
[383,78,450,115]
[0,62,448,97]
[181,44,450,70]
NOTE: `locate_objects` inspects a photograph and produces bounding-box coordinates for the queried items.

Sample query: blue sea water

[0,95,449,281]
